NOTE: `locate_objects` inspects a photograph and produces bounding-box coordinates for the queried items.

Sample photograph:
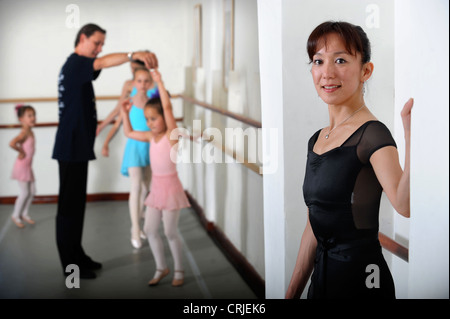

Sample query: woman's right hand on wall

[401,98,413,139]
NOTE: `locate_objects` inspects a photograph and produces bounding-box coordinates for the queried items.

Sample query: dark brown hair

[307,21,371,64]
[145,91,171,118]
[74,23,106,47]
[15,105,35,119]
[131,59,145,66]
[145,97,164,117]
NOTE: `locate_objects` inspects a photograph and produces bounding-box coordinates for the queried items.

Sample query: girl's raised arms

[150,69,178,138]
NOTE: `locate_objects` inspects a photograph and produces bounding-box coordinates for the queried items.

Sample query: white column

[257,0,286,298]
[395,0,449,299]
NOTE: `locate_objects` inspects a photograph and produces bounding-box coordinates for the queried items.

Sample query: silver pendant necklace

[325,104,366,139]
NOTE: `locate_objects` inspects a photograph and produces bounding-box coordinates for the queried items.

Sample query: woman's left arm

[371,98,413,218]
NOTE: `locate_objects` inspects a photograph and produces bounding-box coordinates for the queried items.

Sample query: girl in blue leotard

[100,66,159,249]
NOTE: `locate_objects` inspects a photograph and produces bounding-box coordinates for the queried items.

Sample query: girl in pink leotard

[9,105,37,228]
[121,68,190,287]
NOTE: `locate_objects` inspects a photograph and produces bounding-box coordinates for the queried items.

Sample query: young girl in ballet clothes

[113,67,158,250]
[99,64,159,249]
[9,105,37,228]
[121,68,190,287]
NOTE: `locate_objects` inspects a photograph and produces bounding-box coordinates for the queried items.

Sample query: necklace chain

[325,104,366,139]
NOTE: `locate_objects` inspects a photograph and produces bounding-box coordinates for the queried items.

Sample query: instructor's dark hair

[307,21,371,64]
[74,23,106,47]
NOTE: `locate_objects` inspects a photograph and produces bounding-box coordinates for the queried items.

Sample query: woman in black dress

[285,21,413,299]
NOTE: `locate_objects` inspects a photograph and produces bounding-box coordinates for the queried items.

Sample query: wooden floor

[0,201,257,300]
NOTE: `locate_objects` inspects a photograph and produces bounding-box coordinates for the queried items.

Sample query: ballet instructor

[52,23,158,279]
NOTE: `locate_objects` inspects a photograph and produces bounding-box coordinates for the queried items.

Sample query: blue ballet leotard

[120,85,159,176]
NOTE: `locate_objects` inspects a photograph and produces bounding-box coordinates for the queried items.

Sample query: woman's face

[310,33,372,106]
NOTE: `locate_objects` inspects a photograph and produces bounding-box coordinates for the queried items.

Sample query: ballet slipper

[131,227,143,248]
[148,268,170,286]
[131,238,142,249]
[140,230,146,240]
[172,270,184,287]
[22,217,35,225]
[11,216,25,228]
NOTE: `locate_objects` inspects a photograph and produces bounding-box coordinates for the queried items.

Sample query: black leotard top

[303,120,397,299]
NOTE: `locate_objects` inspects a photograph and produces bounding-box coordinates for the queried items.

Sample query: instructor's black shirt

[52,53,101,162]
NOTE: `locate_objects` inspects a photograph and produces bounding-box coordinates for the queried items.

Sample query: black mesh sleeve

[356,121,397,165]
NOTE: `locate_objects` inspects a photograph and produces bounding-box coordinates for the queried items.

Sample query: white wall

[394,0,449,299]
[0,0,186,196]
[258,0,285,299]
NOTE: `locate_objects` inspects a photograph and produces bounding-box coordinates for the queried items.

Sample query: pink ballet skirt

[145,173,190,210]
[11,135,35,182]
[144,134,190,211]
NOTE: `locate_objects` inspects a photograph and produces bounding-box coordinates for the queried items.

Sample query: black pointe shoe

[81,257,102,270]
[79,269,97,279]
[63,268,97,279]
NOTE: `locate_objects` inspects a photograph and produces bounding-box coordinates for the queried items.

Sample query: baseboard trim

[185,191,266,299]
[0,193,129,204]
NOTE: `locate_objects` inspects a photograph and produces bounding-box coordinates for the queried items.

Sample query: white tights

[144,207,183,278]
[128,166,151,240]
[12,181,35,220]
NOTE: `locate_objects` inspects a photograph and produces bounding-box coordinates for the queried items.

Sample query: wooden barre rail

[0,95,122,130]
[0,122,63,129]
[178,94,262,128]
[0,95,121,103]
[188,135,262,176]
[379,232,409,262]
[177,94,263,174]
[0,118,184,129]
[0,93,262,128]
